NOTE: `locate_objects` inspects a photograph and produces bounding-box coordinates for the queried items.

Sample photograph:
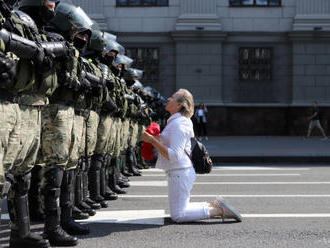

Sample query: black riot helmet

[124,68,143,87]
[89,29,106,53]
[101,37,124,66]
[104,37,125,55]
[49,2,92,42]
[19,0,59,26]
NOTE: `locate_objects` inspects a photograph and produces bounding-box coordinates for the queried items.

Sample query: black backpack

[185,138,213,174]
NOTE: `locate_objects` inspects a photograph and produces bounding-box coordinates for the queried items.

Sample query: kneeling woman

[142,89,242,223]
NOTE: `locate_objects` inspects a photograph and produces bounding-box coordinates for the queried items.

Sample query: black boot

[135,143,145,169]
[101,154,118,201]
[43,168,78,247]
[117,157,130,188]
[127,147,142,176]
[29,165,45,221]
[108,158,126,194]
[120,153,133,177]
[89,155,108,208]
[75,161,96,217]
[61,169,89,236]
[72,206,90,220]
[83,157,101,210]
[8,172,50,248]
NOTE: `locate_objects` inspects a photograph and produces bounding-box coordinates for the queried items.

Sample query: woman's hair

[175,89,194,118]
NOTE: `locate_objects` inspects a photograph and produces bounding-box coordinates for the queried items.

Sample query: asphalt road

[2,164,330,248]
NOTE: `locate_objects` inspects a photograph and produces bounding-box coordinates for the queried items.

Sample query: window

[126,48,159,86]
[116,0,168,7]
[239,48,272,81]
[230,0,281,7]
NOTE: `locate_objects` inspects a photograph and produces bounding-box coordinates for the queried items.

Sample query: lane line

[195,182,330,185]
[242,214,330,218]
[1,211,167,225]
[3,212,330,223]
[212,166,310,171]
[4,212,330,222]
[129,181,330,186]
[140,174,301,177]
[141,167,310,172]
[119,194,330,198]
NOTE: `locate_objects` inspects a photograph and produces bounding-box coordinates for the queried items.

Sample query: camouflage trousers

[106,116,117,156]
[120,119,130,152]
[0,101,21,181]
[112,118,122,157]
[95,114,113,156]
[85,110,100,157]
[14,105,42,175]
[41,104,75,172]
[137,124,146,143]
[67,113,85,169]
[128,121,139,147]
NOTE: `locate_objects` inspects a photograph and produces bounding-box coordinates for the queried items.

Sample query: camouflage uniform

[1,6,58,248]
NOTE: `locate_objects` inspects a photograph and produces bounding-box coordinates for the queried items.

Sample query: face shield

[113,54,133,68]
[104,39,125,55]
[103,32,117,41]
[132,69,143,80]
[51,2,93,39]
[133,80,143,90]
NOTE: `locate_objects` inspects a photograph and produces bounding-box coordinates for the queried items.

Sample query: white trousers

[167,166,210,223]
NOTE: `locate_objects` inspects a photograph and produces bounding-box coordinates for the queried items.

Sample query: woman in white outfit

[142,89,242,223]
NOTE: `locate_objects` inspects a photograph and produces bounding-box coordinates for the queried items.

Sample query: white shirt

[155,112,194,172]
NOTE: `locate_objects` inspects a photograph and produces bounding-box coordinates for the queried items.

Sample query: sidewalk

[203,136,330,163]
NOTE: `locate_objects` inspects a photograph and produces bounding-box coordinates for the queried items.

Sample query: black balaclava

[111,65,121,77]
[100,54,115,67]
[19,5,55,28]
[73,36,88,51]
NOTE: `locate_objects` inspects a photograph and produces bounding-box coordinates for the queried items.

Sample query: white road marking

[4,212,330,223]
[3,211,330,224]
[141,167,310,172]
[242,214,330,218]
[212,167,310,171]
[76,210,166,225]
[130,181,167,186]
[195,182,330,185]
[140,173,301,177]
[119,194,330,198]
[129,181,330,186]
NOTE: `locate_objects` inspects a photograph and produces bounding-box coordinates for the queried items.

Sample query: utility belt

[0,89,17,103]
[49,96,75,107]
[75,108,89,117]
[91,105,101,113]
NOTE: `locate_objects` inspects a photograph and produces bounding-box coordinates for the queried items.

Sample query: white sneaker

[205,136,208,141]
[214,196,242,222]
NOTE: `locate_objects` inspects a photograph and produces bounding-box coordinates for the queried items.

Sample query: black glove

[63,72,81,91]
[0,53,17,84]
[115,108,124,118]
[34,49,55,74]
[33,44,45,66]
[105,77,115,91]
[103,98,118,112]
[80,77,91,90]
[91,83,103,97]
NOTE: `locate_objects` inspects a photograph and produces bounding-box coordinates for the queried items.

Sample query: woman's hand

[142,131,154,144]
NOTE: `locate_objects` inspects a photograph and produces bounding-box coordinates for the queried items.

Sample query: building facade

[72,0,330,135]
